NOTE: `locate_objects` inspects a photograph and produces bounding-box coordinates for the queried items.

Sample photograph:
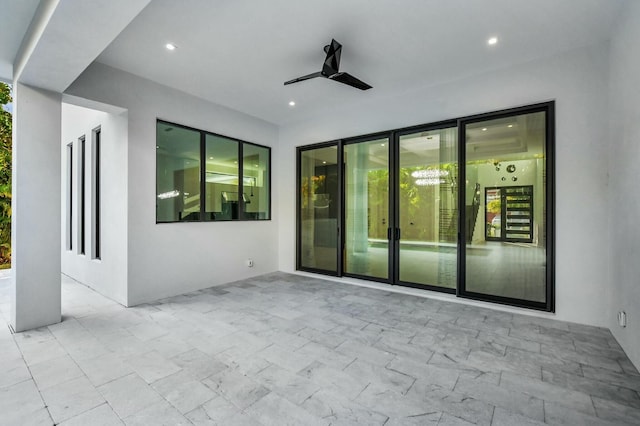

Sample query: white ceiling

[4,0,626,124]
[96,0,626,125]
[0,0,39,82]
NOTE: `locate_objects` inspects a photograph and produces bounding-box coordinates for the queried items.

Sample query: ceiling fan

[284,39,372,91]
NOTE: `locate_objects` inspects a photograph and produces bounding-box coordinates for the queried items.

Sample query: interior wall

[66,63,279,305]
[608,0,640,369]
[277,42,611,327]
[61,103,128,305]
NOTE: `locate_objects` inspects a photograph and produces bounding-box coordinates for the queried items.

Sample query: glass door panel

[463,110,548,305]
[344,138,389,280]
[398,127,457,289]
[299,146,340,273]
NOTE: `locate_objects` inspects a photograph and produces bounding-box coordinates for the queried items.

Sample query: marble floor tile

[301,388,389,425]
[592,395,640,424]
[98,373,164,418]
[500,371,595,415]
[123,400,190,426]
[245,392,328,426]
[0,271,639,425]
[58,403,123,426]
[491,407,546,426]
[454,376,544,421]
[0,362,31,389]
[543,400,621,426]
[254,363,320,404]
[76,352,134,387]
[186,393,241,424]
[126,350,182,383]
[0,379,50,425]
[202,368,270,410]
[151,370,217,414]
[40,376,106,423]
[30,354,85,390]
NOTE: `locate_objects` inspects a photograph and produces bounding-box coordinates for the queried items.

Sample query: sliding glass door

[460,105,553,310]
[396,126,458,291]
[344,137,390,281]
[298,144,340,274]
[296,102,554,312]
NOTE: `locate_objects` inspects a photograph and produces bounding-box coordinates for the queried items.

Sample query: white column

[11,83,61,332]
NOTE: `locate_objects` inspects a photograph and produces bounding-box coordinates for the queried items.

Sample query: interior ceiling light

[482,128,487,131]
[508,124,514,128]
[165,43,177,51]
[487,37,498,45]
[288,101,296,107]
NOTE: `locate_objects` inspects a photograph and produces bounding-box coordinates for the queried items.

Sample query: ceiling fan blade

[322,39,342,76]
[329,72,372,90]
[284,71,323,86]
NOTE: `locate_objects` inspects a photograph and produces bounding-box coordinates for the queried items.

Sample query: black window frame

[457,102,555,312]
[67,142,73,251]
[295,102,555,312]
[79,135,86,255]
[93,127,101,260]
[156,119,272,223]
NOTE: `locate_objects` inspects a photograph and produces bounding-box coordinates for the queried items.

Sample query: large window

[296,102,554,311]
[156,120,271,222]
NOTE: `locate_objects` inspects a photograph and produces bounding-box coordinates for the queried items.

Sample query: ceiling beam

[15,0,151,92]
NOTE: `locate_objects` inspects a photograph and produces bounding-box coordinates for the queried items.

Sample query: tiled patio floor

[1,270,639,425]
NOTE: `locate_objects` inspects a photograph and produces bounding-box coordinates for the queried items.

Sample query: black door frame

[295,101,555,312]
[296,141,343,277]
[457,101,555,311]
[341,132,394,284]
[393,120,458,294]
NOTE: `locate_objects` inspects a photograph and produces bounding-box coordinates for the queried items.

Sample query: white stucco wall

[66,63,279,305]
[11,83,61,332]
[277,42,611,327]
[61,102,128,305]
[608,0,640,369]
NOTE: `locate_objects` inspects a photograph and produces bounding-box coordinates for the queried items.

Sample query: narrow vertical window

[79,136,86,255]
[242,143,270,220]
[92,128,101,259]
[66,143,73,250]
[205,134,238,220]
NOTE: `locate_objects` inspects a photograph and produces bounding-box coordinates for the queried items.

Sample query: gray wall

[66,63,280,305]
[608,0,640,369]
[277,42,612,328]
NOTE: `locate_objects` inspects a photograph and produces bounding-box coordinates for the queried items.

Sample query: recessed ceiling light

[322,161,327,164]
[482,128,487,131]
[209,156,214,160]
[289,101,296,107]
[487,37,498,46]
[381,143,385,147]
[508,124,513,128]
[165,43,177,51]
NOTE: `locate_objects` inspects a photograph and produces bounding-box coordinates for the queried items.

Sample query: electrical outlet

[246,259,254,268]
[618,311,627,328]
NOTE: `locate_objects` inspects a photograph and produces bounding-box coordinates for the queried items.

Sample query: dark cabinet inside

[485,185,533,243]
